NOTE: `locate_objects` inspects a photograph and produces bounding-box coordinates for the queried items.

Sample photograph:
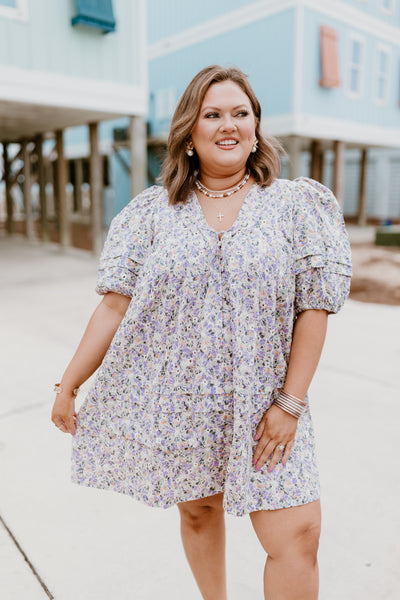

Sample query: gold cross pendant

[217,210,224,222]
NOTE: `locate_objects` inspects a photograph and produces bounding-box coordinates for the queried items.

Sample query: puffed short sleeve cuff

[293,177,352,315]
[95,186,159,297]
[95,256,143,297]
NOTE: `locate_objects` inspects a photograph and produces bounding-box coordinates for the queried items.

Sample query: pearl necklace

[194,171,250,198]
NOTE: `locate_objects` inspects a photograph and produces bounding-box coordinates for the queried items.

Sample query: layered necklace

[194,171,250,223]
[194,171,250,199]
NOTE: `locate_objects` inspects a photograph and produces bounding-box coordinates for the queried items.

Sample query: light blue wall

[0,0,144,86]
[301,7,400,127]
[345,0,400,26]
[147,0,250,43]
[149,9,296,137]
[64,117,129,148]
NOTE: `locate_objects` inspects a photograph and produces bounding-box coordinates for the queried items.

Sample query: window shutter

[71,0,116,34]
[319,25,340,88]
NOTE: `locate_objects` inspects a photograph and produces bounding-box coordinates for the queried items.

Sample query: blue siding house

[0,0,147,251]
[147,0,400,223]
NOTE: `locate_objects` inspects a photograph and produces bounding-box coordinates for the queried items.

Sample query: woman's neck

[197,168,248,192]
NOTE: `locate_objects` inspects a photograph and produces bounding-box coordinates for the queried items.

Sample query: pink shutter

[319,25,341,88]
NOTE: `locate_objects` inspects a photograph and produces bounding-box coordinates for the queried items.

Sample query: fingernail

[252,456,257,465]
[268,466,274,473]
[255,464,260,471]
[253,433,260,440]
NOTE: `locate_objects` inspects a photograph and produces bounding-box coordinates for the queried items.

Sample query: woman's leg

[250,499,321,600]
[177,492,227,600]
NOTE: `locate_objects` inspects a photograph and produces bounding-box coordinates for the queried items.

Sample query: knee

[294,519,321,564]
[178,502,223,533]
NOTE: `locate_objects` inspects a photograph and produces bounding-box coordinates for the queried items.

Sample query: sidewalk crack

[0,514,55,599]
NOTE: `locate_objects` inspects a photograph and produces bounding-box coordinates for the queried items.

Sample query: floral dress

[71,177,352,517]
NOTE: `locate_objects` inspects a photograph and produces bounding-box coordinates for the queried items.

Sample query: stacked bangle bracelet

[274,390,307,419]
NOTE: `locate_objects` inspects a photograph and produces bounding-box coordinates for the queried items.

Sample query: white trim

[148,0,296,59]
[380,0,395,15]
[0,0,28,21]
[293,1,304,117]
[304,0,400,45]
[138,0,148,95]
[346,32,366,100]
[374,43,391,105]
[0,65,148,116]
[147,0,400,60]
[261,112,400,147]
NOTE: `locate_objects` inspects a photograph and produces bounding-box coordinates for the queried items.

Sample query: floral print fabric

[71,177,352,516]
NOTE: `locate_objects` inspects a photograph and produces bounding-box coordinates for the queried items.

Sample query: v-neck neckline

[190,182,258,240]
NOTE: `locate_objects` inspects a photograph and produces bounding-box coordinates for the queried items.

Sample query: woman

[51,65,352,599]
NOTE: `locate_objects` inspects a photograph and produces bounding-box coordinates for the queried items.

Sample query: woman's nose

[219,114,236,131]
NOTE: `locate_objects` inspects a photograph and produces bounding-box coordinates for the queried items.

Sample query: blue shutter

[71,0,116,34]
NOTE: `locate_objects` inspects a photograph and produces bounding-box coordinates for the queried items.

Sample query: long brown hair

[160,65,284,205]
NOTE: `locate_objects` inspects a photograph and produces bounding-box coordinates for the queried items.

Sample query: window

[319,25,341,88]
[0,0,28,20]
[380,0,395,14]
[347,34,366,98]
[154,88,176,121]
[375,44,391,104]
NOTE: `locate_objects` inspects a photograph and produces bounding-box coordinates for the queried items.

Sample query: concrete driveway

[0,236,399,599]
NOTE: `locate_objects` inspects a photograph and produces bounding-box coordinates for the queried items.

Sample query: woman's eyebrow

[201,104,250,111]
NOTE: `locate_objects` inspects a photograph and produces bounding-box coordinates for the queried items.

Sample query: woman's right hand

[51,393,77,435]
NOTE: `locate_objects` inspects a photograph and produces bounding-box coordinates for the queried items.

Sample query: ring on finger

[277,444,285,451]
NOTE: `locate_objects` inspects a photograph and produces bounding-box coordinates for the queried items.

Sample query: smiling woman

[161,65,282,206]
[52,65,352,600]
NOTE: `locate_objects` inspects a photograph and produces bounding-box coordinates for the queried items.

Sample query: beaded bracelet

[274,390,307,419]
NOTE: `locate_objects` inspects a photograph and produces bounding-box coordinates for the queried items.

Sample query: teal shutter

[71,0,116,34]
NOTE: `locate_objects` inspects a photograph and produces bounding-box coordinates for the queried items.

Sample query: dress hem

[70,474,320,517]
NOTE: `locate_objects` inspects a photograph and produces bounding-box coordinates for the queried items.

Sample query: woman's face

[190,80,256,177]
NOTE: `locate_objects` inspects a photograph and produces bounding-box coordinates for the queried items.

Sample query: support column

[55,129,70,247]
[3,143,14,235]
[332,140,346,208]
[35,134,48,241]
[22,140,35,240]
[357,148,368,227]
[129,115,147,198]
[74,159,83,214]
[287,135,302,180]
[89,122,103,256]
[310,140,323,182]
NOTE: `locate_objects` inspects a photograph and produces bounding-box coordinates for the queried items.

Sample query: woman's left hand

[253,404,298,472]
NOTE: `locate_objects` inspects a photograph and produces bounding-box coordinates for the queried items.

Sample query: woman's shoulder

[127,184,167,208]
[263,177,341,214]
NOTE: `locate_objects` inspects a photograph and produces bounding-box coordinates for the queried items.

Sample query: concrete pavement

[0,235,399,599]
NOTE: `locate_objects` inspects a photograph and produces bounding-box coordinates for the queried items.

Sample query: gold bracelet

[54,383,80,396]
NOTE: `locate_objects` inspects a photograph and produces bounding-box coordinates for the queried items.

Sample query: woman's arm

[253,309,328,472]
[51,292,131,435]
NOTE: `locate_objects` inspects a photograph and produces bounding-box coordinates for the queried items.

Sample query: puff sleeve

[292,177,352,315]
[95,186,158,297]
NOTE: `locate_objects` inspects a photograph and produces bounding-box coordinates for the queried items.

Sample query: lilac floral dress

[71,177,352,517]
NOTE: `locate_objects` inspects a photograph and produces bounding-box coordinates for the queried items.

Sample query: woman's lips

[215,139,239,150]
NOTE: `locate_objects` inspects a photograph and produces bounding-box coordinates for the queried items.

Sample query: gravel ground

[350,242,400,306]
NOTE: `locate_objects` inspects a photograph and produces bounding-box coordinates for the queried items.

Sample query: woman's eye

[205,112,219,118]
[237,110,249,117]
